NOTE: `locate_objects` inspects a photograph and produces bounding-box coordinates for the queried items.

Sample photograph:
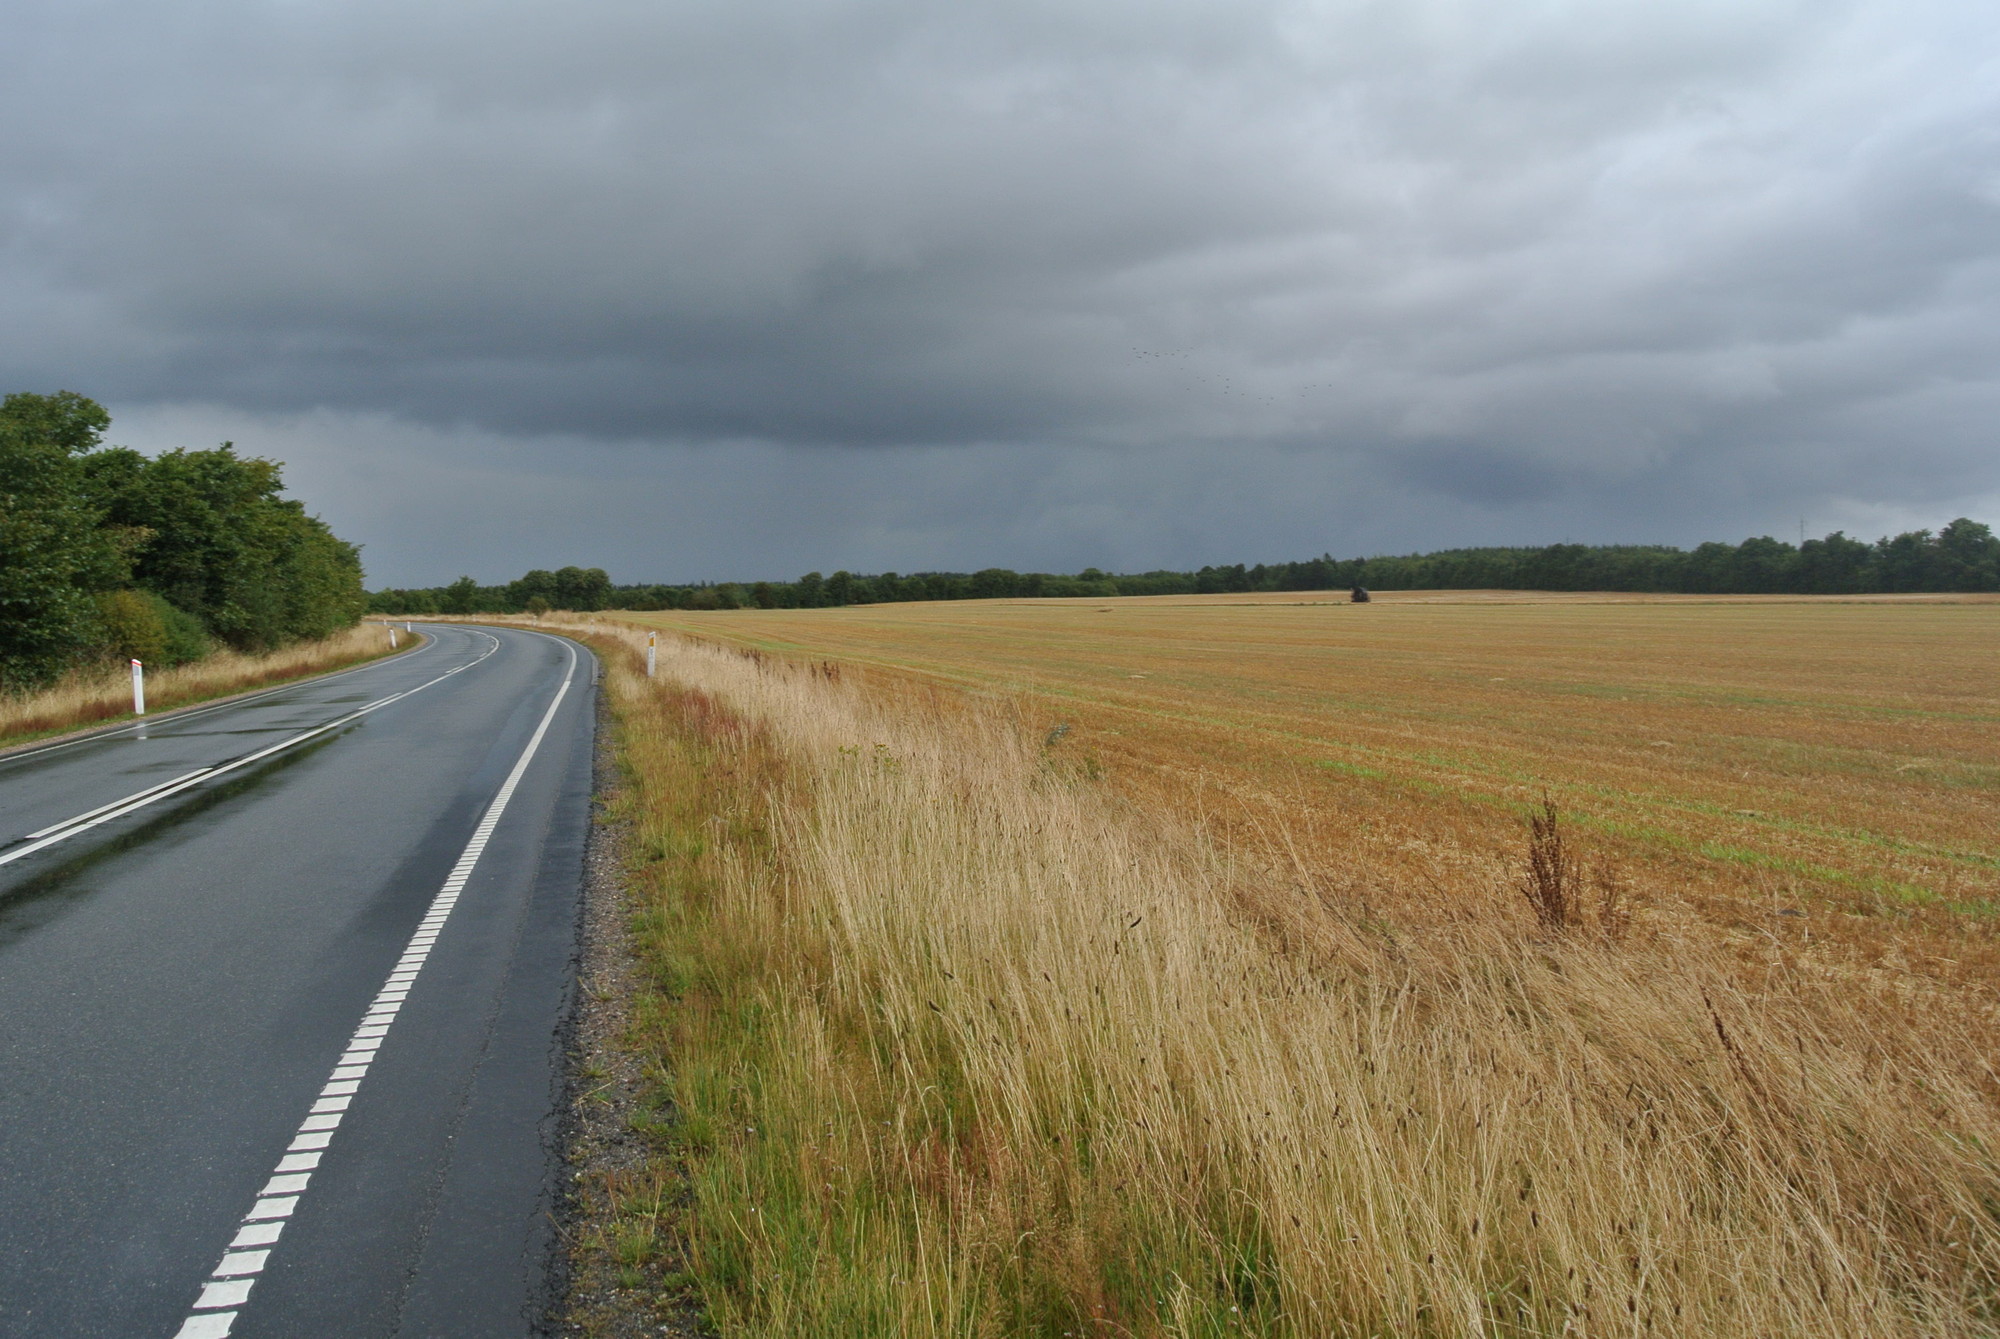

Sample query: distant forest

[368,518,2000,615]
[0,391,365,689]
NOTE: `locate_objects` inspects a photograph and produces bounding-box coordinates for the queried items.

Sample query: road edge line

[168,635,579,1339]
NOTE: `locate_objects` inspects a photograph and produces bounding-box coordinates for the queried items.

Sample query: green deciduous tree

[552,566,610,611]
[440,576,481,614]
[1935,518,2000,591]
[82,443,363,649]
[2,390,362,687]
[0,392,129,688]
[507,569,558,609]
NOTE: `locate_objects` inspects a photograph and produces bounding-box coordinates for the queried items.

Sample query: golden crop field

[618,591,2000,988]
[557,597,2000,1336]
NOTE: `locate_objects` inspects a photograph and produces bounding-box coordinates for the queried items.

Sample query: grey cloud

[109,402,1995,589]
[6,0,1999,583]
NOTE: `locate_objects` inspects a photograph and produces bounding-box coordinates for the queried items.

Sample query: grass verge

[559,616,2000,1337]
[0,621,416,750]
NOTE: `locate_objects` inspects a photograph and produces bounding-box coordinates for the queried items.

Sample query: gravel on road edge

[549,690,708,1338]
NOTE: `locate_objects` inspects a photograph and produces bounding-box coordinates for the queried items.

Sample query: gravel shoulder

[549,692,707,1338]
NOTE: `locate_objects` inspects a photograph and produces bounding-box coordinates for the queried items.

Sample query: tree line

[368,517,2000,616]
[370,566,614,616]
[0,391,366,690]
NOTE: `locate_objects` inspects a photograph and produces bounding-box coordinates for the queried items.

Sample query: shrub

[94,589,211,667]
[93,590,166,665]
[154,595,213,665]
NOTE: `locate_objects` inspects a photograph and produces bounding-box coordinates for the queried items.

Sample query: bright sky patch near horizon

[7,0,1998,587]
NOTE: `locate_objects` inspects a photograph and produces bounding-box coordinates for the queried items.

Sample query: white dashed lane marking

[169,637,577,1339]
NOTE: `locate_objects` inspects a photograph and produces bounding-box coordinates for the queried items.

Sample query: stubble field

[569,592,2000,1337]
[623,591,2000,974]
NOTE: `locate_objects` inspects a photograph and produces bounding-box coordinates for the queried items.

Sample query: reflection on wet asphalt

[0,733,347,949]
[0,634,482,866]
[0,624,595,1339]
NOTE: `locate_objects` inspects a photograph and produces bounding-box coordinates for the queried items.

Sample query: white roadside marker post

[131,659,146,715]
[388,625,399,649]
[646,632,657,678]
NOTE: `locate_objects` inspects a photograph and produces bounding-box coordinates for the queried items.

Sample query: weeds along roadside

[549,614,2000,1338]
[0,621,416,749]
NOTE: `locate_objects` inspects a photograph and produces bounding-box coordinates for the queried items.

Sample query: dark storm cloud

[6,0,1999,584]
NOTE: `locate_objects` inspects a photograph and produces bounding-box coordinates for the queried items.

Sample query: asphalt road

[0,624,597,1338]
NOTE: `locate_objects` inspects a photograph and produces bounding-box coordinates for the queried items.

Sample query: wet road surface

[0,624,596,1337]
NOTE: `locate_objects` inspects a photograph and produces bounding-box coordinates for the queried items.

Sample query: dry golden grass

[539,600,2000,1338]
[0,620,413,748]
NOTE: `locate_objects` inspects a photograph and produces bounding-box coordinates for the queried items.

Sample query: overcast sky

[7,0,1998,586]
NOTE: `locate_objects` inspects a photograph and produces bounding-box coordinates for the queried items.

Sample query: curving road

[0,625,596,1338]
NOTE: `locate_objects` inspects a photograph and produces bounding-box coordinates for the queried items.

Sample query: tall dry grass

[574,617,2000,1337]
[0,621,411,747]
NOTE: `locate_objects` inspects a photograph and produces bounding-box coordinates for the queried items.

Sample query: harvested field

[617,592,2000,990]
[549,594,2000,1337]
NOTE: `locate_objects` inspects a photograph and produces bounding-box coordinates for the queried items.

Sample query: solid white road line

[0,628,439,769]
[22,767,221,839]
[0,633,501,870]
[169,637,579,1339]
